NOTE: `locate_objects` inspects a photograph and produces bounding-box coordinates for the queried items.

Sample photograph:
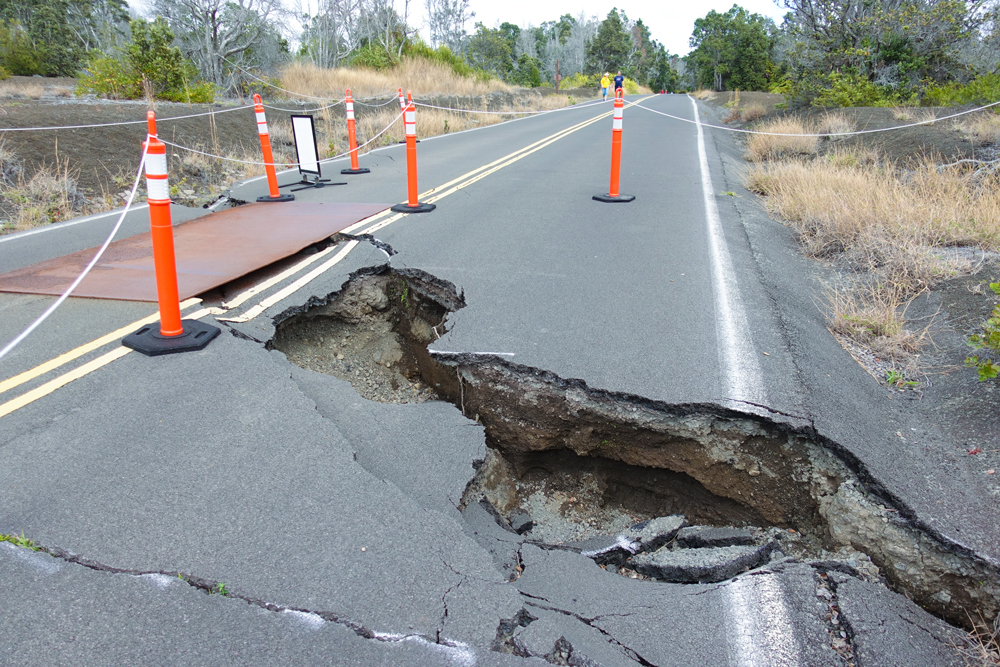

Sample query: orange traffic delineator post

[391,97,435,214]
[341,89,370,175]
[593,88,635,203]
[253,93,294,203]
[398,87,405,111]
[122,111,220,356]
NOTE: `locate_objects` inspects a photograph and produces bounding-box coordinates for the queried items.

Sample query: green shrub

[924,73,1000,107]
[0,64,10,81]
[561,72,600,89]
[76,17,213,103]
[0,20,45,75]
[404,40,477,79]
[350,43,398,71]
[811,72,911,107]
[965,281,1000,381]
[623,77,643,94]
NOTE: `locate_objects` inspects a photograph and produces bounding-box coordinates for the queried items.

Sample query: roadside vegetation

[744,116,1000,371]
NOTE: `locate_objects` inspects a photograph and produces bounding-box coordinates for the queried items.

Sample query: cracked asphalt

[0,94,987,665]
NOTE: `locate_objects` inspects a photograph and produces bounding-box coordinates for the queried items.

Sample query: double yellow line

[0,100,635,419]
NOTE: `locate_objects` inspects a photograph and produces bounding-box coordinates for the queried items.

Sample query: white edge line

[0,204,150,244]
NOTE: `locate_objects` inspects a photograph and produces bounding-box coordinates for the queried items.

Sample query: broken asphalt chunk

[675,525,758,549]
[629,542,776,583]
[567,515,686,566]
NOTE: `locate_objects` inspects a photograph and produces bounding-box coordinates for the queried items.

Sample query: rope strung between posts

[635,97,1000,137]
[0,143,148,362]
[159,108,405,167]
[0,104,253,133]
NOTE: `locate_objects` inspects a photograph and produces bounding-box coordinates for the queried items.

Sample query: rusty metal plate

[0,202,389,302]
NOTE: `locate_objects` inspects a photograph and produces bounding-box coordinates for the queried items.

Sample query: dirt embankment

[0,77,577,207]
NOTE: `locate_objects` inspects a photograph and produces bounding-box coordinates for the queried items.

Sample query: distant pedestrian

[600,73,611,101]
[613,71,624,95]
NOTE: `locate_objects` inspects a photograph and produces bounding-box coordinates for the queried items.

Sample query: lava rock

[675,525,758,549]
[629,543,776,583]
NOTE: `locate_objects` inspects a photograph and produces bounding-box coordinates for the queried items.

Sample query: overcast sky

[409,0,789,56]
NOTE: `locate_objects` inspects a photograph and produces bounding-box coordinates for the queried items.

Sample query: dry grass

[746,146,1000,357]
[744,118,819,161]
[740,103,767,123]
[825,281,927,361]
[0,159,92,233]
[692,89,715,101]
[280,59,511,101]
[816,112,856,136]
[0,81,44,99]
[745,151,1000,256]
[957,112,1000,147]
[957,612,1000,667]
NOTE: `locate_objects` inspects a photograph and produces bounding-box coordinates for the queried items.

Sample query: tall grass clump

[280,58,511,101]
[744,118,819,161]
[0,158,92,234]
[746,148,1000,358]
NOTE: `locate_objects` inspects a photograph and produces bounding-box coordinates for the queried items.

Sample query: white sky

[408,0,789,56]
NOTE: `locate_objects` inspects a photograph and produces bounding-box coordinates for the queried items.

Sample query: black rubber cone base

[341,167,370,174]
[122,319,221,357]
[593,194,636,203]
[391,202,436,213]
[256,193,295,203]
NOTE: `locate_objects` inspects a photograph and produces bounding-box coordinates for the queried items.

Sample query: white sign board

[291,115,321,176]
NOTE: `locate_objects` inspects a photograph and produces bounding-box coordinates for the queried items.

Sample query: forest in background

[0,0,998,106]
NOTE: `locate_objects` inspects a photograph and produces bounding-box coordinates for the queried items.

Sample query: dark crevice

[269,266,1000,630]
[811,567,857,664]
[333,232,397,257]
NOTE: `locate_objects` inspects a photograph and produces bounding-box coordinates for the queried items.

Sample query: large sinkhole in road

[270,265,1000,628]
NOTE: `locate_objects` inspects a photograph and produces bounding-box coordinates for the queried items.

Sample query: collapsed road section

[270,264,1000,631]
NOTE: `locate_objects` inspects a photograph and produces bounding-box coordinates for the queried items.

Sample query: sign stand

[280,114,346,191]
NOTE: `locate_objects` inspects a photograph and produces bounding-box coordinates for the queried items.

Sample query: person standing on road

[613,71,624,96]
[600,73,611,101]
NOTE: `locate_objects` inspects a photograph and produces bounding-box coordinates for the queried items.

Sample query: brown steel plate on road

[0,202,389,302]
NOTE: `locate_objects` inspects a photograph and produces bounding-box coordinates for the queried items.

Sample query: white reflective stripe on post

[146,176,170,200]
[257,121,268,136]
[614,108,623,119]
[145,152,168,177]
[347,102,355,120]
[405,109,416,136]
[613,118,623,131]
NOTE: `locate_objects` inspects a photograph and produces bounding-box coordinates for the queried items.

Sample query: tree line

[0,0,995,105]
[686,0,1000,105]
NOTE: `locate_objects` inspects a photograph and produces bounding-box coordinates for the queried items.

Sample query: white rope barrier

[637,97,1000,137]
[160,108,405,168]
[0,104,253,133]
[0,142,149,362]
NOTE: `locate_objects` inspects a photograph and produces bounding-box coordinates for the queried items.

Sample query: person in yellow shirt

[600,73,611,101]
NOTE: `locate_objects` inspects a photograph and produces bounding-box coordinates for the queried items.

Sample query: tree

[151,0,287,86]
[465,21,511,77]
[585,8,632,75]
[300,0,360,68]
[688,5,774,91]
[425,0,471,53]
[0,0,129,75]
[649,44,681,92]
[778,0,995,100]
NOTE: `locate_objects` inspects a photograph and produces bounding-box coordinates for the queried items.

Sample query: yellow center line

[0,346,133,419]
[0,101,633,418]
[0,297,202,397]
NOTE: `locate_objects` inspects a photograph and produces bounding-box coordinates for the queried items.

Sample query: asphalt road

[0,93,984,665]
